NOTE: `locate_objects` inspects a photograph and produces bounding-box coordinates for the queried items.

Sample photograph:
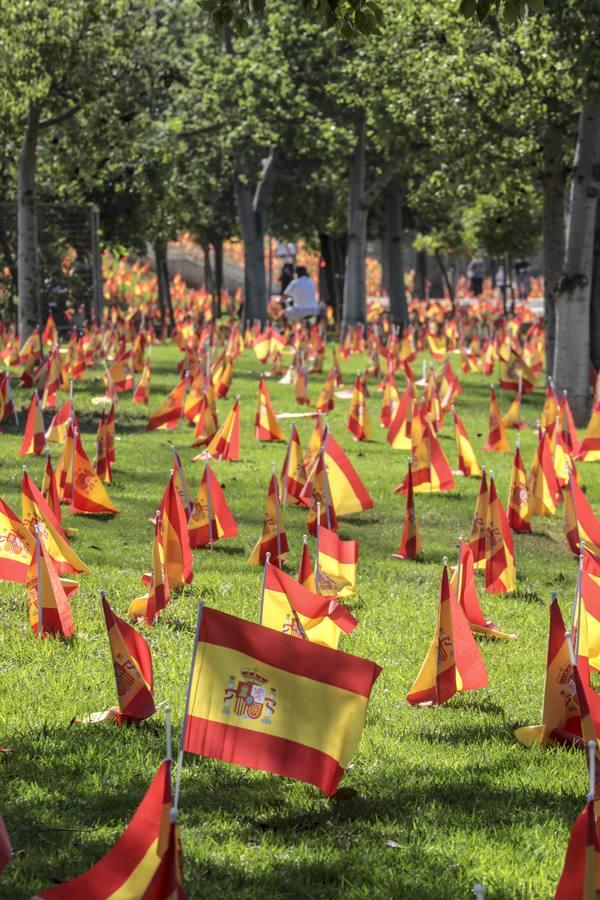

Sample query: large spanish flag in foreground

[183,607,381,797]
[555,799,600,900]
[32,759,187,899]
[262,561,357,649]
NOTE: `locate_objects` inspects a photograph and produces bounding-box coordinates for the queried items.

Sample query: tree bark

[343,113,368,326]
[554,95,600,424]
[436,250,455,310]
[18,103,41,345]
[154,239,174,328]
[590,220,600,373]
[385,179,407,328]
[542,121,565,375]
[234,148,281,326]
[429,254,444,299]
[413,249,427,300]
[214,237,223,319]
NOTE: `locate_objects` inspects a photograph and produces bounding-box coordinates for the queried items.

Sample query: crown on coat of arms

[241,668,268,684]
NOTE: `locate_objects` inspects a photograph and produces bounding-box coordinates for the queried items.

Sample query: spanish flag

[32,759,187,899]
[101,594,156,725]
[451,542,515,640]
[129,516,170,625]
[379,371,400,428]
[248,473,288,567]
[508,441,532,533]
[105,402,116,466]
[41,347,65,410]
[159,474,193,589]
[41,453,62,524]
[21,470,89,576]
[560,390,581,458]
[19,390,46,456]
[555,799,600,900]
[298,535,316,592]
[392,460,421,560]
[407,565,488,707]
[453,410,482,478]
[188,462,237,548]
[565,474,600,557]
[182,607,381,797]
[253,328,272,363]
[315,368,335,413]
[190,393,218,448]
[26,530,76,638]
[71,429,119,516]
[170,448,193,519]
[387,382,413,450]
[212,357,234,399]
[147,378,186,431]
[104,354,134,395]
[316,526,357,597]
[346,374,371,442]
[469,469,488,569]
[0,499,34,584]
[580,549,600,673]
[304,414,324,469]
[280,423,307,506]
[540,382,560,429]
[438,359,461,412]
[94,412,112,484]
[262,561,357,649]
[498,345,536,393]
[255,378,285,442]
[578,399,600,462]
[527,429,560,518]
[323,432,373,515]
[484,385,510,452]
[202,398,240,462]
[133,359,151,405]
[45,399,73,445]
[294,368,311,406]
[485,473,516,594]
[502,390,524,430]
[303,449,338,536]
[395,412,454,494]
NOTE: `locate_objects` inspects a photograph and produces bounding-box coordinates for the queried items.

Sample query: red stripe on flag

[319,527,358,564]
[325,435,373,510]
[184,715,344,796]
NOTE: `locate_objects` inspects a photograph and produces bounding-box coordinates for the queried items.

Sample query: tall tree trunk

[435,250,455,311]
[318,232,337,310]
[343,113,368,326]
[590,220,600,374]
[413,250,427,300]
[203,242,214,297]
[214,237,223,319]
[542,121,565,375]
[385,179,407,328]
[18,103,41,345]
[234,149,281,326]
[554,95,600,424]
[154,239,174,328]
[429,254,444,299]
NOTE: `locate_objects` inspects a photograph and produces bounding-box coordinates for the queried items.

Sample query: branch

[181,122,222,139]
[253,147,282,216]
[39,102,83,129]
[361,157,402,209]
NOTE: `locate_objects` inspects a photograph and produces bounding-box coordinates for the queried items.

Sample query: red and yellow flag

[527,429,561,518]
[129,516,170,625]
[159,474,193,589]
[316,525,358,597]
[182,607,381,797]
[379,371,399,428]
[387,382,413,450]
[294,368,311,406]
[41,453,62,524]
[190,393,218,448]
[101,594,155,725]
[395,412,454,494]
[560,391,581,458]
[346,373,371,441]
[21,470,89,576]
[26,533,76,638]
[70,429,119,515]
[451,542,515,640]
[19,391,46,456]
[280,423,307,506]
[255,378,285,442]
[565,474,600,557]
[94,412,112,485]
[302,448,339,536]
[540,382,560,429]
[298,536,316,592]
[147,378,186,431]
[484,385,510,452]
[33,759,186,899]
[469,469,488,569]
[392,460,421,560]
[502,390,524,430]
[407,565,488,707]
[203,398,240,461]
[485,473,516,594]
[45,400,73,445]
[188,463,237,548]
[133,359,151,405]
[0,499,34,584]
[248,473,288,566]
[453,410,482,478]
[578,398,600,462]
[262,561,357,649]
[555,799,600,900]
[323,432,373,515]
[316,368,335,413]
[508,441,532,533]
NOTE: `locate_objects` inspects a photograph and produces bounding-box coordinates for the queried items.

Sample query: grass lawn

[0,341,596,899]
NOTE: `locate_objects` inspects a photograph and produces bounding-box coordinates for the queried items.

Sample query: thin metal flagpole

[205,463,214,551]
[455,538,463,601]
[69,378,74,418]
[320,436,332,529]
[259,552,271,624]
[35,523,43,637]
[70,425,78,513]
[571,540,585,658]
[588,739,597,802]
[171,445,192,516]
[315,503,321,592]
[282,426,293,509]
[173,599,204,821]
[165,705,172,762]
[272,463,282,563]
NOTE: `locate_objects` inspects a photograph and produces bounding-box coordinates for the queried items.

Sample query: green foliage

[462,188,542,257]
[459,0,544,23]
[200,0,384,37]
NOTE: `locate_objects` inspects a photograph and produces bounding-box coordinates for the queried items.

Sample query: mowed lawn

[0,340,597,899]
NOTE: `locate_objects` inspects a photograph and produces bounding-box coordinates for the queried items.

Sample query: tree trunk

[318,232,336,309]
[436,250,455,311]
[385,179,407,327]
[554,95,600,424]
[541,121,566,375]
[203,242,214,297]
[590,220,600,374]
[343,113,368,326]
[429,254,444,299]
[18,103,41,345]
[413,249,427,300]
[154,239,174,328]
[214,237,223,319]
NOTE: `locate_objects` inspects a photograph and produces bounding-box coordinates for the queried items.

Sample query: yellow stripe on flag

[262,587,340,649]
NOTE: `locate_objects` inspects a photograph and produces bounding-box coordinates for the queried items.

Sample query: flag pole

[35,523,43,637]
[320,440,332,529]
[165,705,172,762]
[272,463,282,564]
[70,425,78,513]
[588,739,597,802]
[455,538,463,600]
[315,502,321,591]
[205,463,214,551]
[282,426,293,509]
[173,599,204,821]
[572,540,585,658]
[171,445,192,516]
[259,552,271,624]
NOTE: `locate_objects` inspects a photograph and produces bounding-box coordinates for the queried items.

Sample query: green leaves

[459,0,545,22]
[199,0,384,36]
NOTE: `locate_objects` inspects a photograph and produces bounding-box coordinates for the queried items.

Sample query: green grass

[0,342,596,899]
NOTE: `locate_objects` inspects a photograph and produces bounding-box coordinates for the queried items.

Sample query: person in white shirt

[281,266,319,320]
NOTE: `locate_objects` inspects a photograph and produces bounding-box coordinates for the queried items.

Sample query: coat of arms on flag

[223,668,277,723]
